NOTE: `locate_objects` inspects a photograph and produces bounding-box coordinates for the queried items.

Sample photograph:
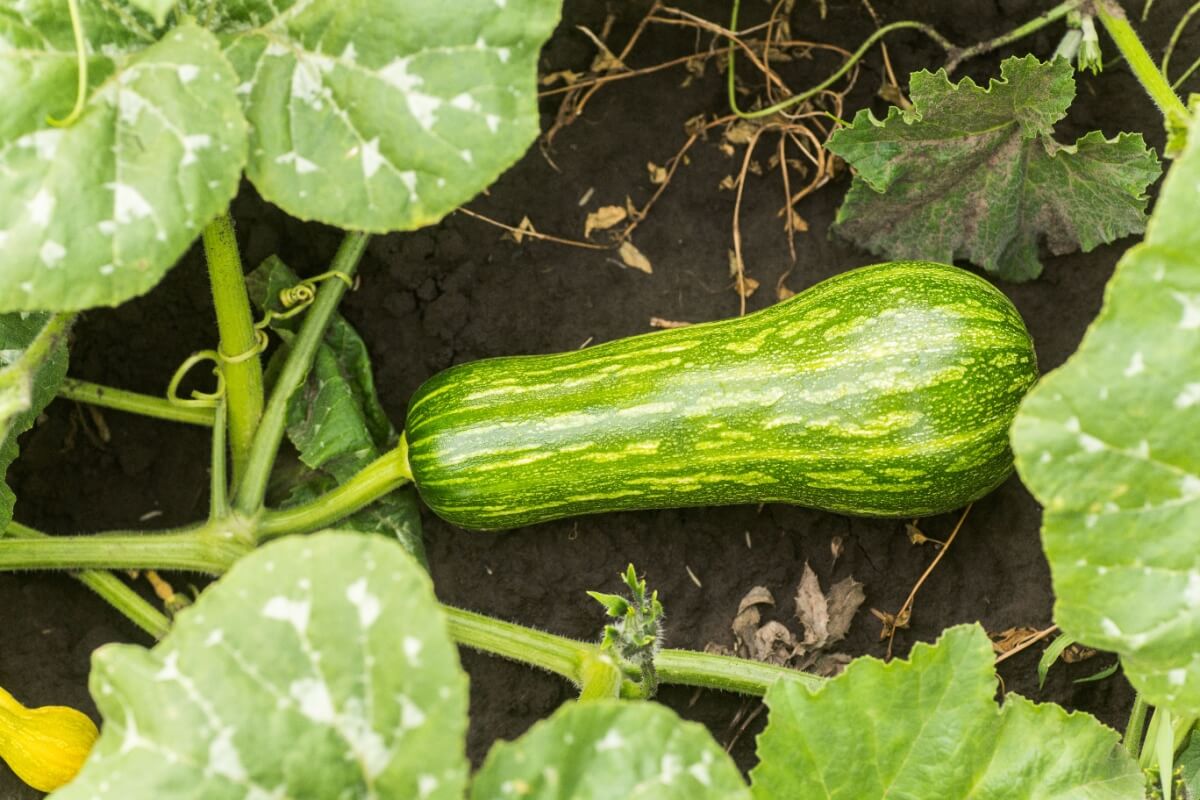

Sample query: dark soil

[5,0,1196,795]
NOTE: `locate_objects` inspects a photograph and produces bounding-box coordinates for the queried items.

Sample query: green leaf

[208,0,561,232]
[0,312,71,529]
[127,0,175,27]
[471,700,750,800]
[749,625,1141,799]
[0,16,247,311]
[827,56,1160,281]
[55,532,469,799]
[248,256,425,563]
[1011,109,1200,713]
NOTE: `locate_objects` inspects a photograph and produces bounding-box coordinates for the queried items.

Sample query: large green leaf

[54,532,469,799]
[249,257,425,563]
[749,625,1141,799]
[0,312,71,529]
[208,0,561,231]
[0,13,247,311]
[471,700,750,800]
[827,56,1160,281]
[1011,108,1200,713]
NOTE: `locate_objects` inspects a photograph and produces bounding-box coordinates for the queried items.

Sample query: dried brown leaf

[737,276,760,299]
[647,161,668,185]
[870,607,910,639]
[825,576,865,644]
[738,586,775,615]
[794,564,830,648]
[753,621,796,665]
[990,626,1040,654]
[1062,643,1099,664]
[724,119,761,146]
[649,317,692,329]
[617,240,653,274]
[584,205,627,237]
[784,207,809,233]
[540,70,583,86]
[506,216,537,245]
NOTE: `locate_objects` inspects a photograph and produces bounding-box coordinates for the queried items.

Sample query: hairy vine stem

[58,379,216,426]
[233,231,371,516]
[1095,0,1189,125]
[203,213,264,481]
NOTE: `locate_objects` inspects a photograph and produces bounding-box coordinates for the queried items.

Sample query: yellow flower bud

[0,685,98,792]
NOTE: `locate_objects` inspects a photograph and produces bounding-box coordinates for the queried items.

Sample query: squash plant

[0,0,1194,796]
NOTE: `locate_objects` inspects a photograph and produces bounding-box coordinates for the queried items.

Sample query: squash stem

[256,438,411,540]
[57,378,215,427]
[442,604,823,697]
[2,522,171,639]
[0,521,250,575]
[1095,0,1189,126]
[233,231,370,516]
[203,212,264,482]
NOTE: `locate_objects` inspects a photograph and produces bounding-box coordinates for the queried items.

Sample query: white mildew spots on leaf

[274,151,321,175]
[263,595,311,635]
[109,182,155,225]
[38,240,65,268]
[290,677,336,723]
[26,189,54,227]
[15,129,62,161]
[397,694,426,731]
[1173,291,1200,329]
[404,636,423,665]
[208,727,248,782]
[346,578,382,628]
[1177,383,1200,409]
[0,22,246,312]
[418,775,439,798]
[1124,351,1145,376]
[1077,432,1106,453]
[360,137,385,180]
[595,729,625,752]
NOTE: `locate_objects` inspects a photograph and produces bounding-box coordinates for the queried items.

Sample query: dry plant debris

[707,563,865,677]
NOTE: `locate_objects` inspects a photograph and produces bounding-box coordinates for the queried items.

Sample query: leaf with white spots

[209,0,560,231]
[1012,107,1200,714]
[471,700,749,799]
[0,17,247,311]
[0,312,70,529]
[248,257,425,564]
[53,532,468,799]
[827,56,1160,281]
[750,625,1141,799]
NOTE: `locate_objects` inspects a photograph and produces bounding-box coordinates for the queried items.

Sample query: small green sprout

[587,564,665,697]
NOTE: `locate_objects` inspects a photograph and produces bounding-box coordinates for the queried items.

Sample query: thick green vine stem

[1095,0,1190,130]
[58,378,216,426]
[2,522,170,639]
[256,440,412,540]
[1125,692,1150,758]
[233,232,371,516]
[203,213,265,482]
[0,521,250,574]
[441,605,824,698]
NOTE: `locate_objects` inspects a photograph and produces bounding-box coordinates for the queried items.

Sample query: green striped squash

[405,261,1037,530]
